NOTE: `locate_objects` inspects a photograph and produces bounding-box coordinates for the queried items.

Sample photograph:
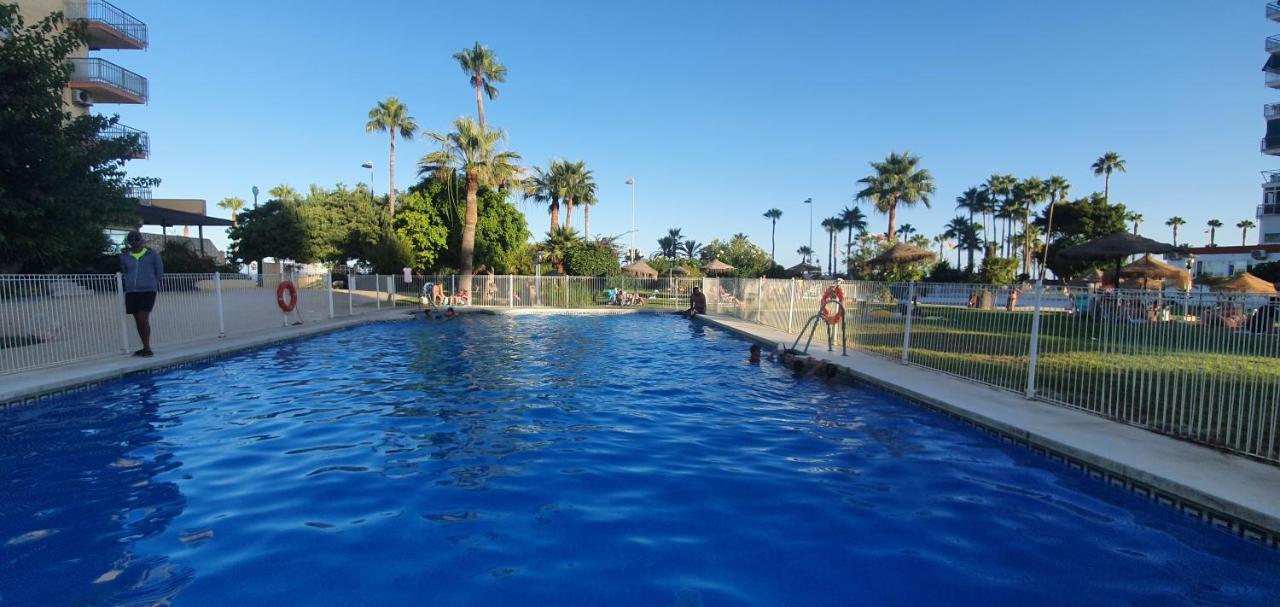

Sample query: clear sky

[108,0,1272,265]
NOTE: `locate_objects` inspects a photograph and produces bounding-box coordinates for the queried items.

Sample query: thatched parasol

[1057,232,1178,284]
[621,260,658,278]
[703,259,735,276]
[866,242,935,266]
[1102,254,1191,290]
[670,265,690,276]
[786,262,820,276]
[1218,272,1278,294]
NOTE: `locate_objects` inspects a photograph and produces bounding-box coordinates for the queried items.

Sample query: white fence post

[327,272,334,319]
[348,274,354,316]
[451,274,457,301]
[756,278,765,322]
[1025,280,1045,399]
[787,279,797,333]
[214,272,225,337]
[901,281,916,364]
[114,272,129,353]
[509,275,514,307]
[376,275,382,310]
[388,276,395,308]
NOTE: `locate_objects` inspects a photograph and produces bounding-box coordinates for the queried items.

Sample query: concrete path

[696,313,1280,541]
[1,308,414,406]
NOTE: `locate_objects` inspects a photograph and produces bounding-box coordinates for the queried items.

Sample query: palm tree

[763,208,783,263]
[453,42,506,129]
[821,217,843,275]
[958,221,983,274]
[896,223,917,239]
[983,174,1016,256]
[955,187,984,227]
[217,196,245,226]
[658,228,684,259]
[1126,212,1143,235]
[855,151,935,241]
[419,116,522,295]
[1016,177,1046,276]
[523,162,567,233]
[840,205,867,274]
[797,246,814,265]
[541,226,579,274]
[944,216,969,270]
[1040,176,1070,280]
[1206,219,1223,247]
[580,188,598,239]
[680,239,702,259]
[365,97,417,216]
[933,234,949,261]
[560,160,592,231]
[1165,216,1186,246]
[1239,219,1257,245]
[1091,152,1126,204]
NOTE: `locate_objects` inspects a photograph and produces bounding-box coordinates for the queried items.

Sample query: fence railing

[3,271,1276,464]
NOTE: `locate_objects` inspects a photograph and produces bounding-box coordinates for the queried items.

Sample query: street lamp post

[625,178,637,260]
[803,197,813,254]
[362,161,374,195]
[534,251,546,307]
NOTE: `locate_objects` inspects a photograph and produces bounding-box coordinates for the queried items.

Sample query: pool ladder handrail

[790,299,847,356]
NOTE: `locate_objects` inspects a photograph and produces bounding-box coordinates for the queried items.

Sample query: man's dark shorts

[125,291,157,315]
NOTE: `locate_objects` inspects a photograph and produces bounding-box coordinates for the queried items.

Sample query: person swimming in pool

[749,344,762,363]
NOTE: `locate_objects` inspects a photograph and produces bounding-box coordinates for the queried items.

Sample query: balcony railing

[98,123,149,158]
[1263,169,1280,184]
[64,0,147,50]
[1259,203,1280,218]
[1262,136,1280,154]
[1270,2,1280,22]
[68,57,147,103]
[1268,35,1280,54]
[1268,70,1280,89]
[1266,103,1280,119]
[127,185,152,205]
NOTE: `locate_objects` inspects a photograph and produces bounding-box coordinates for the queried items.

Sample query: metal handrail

[1268,34,1280,53]
[1269,2,1280,21]
[1261,136,1280,152]
[126,185,151,204]
[1266,103,1280,119]
[64,0,147,47]
[97,123,149,157]
[68,58,148,101]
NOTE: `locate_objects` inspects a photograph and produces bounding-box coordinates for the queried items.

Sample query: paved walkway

[695,313,1280,541]
[1,308,413,406]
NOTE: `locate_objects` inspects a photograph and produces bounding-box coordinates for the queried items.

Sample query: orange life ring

[276,280,298,312]
[819,285,845,325]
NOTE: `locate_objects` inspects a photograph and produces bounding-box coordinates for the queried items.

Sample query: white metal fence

[4,271,1277,464]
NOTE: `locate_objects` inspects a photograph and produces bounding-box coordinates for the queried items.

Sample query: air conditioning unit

[1251,249,1269,261]
[72,89,93,106]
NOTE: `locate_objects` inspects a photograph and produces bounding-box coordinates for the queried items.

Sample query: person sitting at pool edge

[686,287,707,318]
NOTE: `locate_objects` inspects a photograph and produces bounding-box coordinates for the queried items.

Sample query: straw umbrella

[1103,253,1191,290]
[1218,272,1278,294]
[786,262,820,277]
[703,259,735,276]
[621,260,658,278]
[865,242,935,266]
[1056,232,1178,283]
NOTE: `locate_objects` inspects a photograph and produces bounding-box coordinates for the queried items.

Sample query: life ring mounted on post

[819,284,845,325]
[276,280,298,313]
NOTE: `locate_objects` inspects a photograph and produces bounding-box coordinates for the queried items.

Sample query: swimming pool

[2,314,1278,606]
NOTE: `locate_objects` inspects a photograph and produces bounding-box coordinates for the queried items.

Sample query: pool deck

[695,313,1280,544]
[0,308,415,407]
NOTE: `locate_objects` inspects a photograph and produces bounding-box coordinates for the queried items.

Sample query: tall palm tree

[983,174,1016,256]
[658,228,684,259]
[932,234,949,261]
[217,196,245,226]
[1239,219,1257,245]
[365,97,417,216]
[1126,212,1143,235]
[1016,177,1046,276]
[763,208,783,263]
[453,42,506,129]
[1040,176,1070,278]
[541,226,579,274]
[895,223,917,239]
[797,246,814,265]
[955,187,984,227]
[1206,219,1223,247]
[680,239,702,259]
[420,116,522,294]
[580,188,598,239]
[1091,152,1126,204]
[840,205,867,274]
[560,160,592,231]
[855,151,935,241]
[523,162,566,233]
[1165,216,1186,246]
[944,216,969,270]
[821,217,843,275]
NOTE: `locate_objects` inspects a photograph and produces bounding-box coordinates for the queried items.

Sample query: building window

[1265,233,1280,244]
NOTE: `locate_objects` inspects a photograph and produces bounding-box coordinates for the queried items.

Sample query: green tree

[367,228,413,274]
[365,97,417,216]
[1206,219,1222,247]
[419,117,522,294]
[978,256,1018,285]
[1126,211,1143,235]
[657,228,684,259]
[524,162,565,233]
[227,199,313,265]
[1238,219,1257,246]
[680,239,702,259]
[840,205,867,273]
[541,226,579,273]
[560,160,593,232]
[564,239,621,276]
[453,42,506,129]
[821,217,840,275]
[1091,151,1126,203]
[944,216,970,270]
[700,234,773,277]
[983,174,1016,256]
[393,189,449,270]
[763,208,783,263]
[1165,216,1185,246]
[399,175,530,273]
[796,245,813,264]
[302,184,386,265]
[0,6,151,271]
[856,151,935,241]
[1037,193,1127,279]
[217,197,246,226]
[1015,177,1046,276]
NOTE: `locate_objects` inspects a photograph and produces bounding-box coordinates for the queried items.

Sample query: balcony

[1268,69,1280,89]
[98,123,149,159]
[1269,35,1280,54]
[64,1,147,50]
[127,185,152,205]
[68,58,147,104]
[1264,136,1280,155]
[1267,103,1280,119]
[1270,2,1280,22]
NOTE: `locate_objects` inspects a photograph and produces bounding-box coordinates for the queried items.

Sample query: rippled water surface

[2,314,1279,606]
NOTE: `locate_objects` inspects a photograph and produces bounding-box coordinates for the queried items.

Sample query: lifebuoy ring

[276,280,298,312]
[819,285,845,325]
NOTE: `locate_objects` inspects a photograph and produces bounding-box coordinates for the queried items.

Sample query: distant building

[1263,3,1280,242]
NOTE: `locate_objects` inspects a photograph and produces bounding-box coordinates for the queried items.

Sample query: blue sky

[110,0,1271,265]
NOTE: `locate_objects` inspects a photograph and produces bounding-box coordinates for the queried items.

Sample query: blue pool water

[2,314,1279,606]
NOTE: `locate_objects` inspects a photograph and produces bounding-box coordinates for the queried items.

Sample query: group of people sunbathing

[605,287,645,306]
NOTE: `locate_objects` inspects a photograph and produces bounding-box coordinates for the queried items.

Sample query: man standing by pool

[120,230,163,357]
